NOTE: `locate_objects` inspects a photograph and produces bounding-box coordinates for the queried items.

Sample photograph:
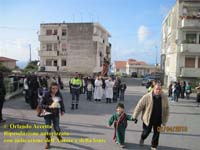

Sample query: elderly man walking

[132,83,169,150]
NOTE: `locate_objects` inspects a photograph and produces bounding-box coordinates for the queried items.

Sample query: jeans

[120,91,125,101]
[44,114,61,133]
[87,91,92,101]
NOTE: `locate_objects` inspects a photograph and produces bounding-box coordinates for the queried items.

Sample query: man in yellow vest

[70,72,82,110]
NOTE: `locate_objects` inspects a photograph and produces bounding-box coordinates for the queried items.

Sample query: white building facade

[161,0,200,86]
[38,22,111,74]
[114,59,157,76]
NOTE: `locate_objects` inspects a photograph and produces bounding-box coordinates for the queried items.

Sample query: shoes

[139,138,144,146]
[45,143,50,149]
[151,147,157,150]
[120,144,125,148]
[57,135,62,142]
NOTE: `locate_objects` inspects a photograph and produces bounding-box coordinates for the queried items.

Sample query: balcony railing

[45,66,58,72]
[39,35,59,42]
[93,35,103,42]
[180,67,200,77]
[180,44,200,53]
[181,18,200,28]
[38,50,58,57]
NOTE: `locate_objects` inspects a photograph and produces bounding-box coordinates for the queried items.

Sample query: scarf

[113,112,127,141]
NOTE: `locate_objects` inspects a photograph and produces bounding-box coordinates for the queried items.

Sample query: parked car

[141,76,154,86]
[141,75,161,86]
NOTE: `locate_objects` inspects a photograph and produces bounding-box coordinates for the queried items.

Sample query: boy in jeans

[108,103,137,148]
[87,80,93,101]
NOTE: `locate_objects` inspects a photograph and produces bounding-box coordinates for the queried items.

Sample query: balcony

[58,51,67,56]
[38,50,58,57]
[181,19,200,28]
[93,35,103,42]
[39,35,59,42]
[180,44,200,53]
[45,66,58,72]
[180,67,200,77]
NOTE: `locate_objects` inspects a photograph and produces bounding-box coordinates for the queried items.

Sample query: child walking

[87,80,93,101]
[108,103,137,148]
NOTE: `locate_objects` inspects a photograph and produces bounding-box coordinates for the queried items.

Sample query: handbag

[36,105,52,117]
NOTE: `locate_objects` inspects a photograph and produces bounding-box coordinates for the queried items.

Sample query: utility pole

[29,44,32,62]
[155,46,158,66]
[155,46,158,72]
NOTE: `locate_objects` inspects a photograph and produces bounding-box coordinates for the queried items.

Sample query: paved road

[0,78,200,150]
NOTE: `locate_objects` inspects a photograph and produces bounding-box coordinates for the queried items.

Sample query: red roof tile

[0,57,17,62]
[114,61,127,69]
[128,59,146,65]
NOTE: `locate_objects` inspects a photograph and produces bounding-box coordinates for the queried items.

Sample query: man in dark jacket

[0,72,6,123]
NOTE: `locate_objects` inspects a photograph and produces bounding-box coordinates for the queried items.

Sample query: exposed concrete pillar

[195,56,198,68]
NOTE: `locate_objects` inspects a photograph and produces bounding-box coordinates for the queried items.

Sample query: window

[53,60,57,66]
[54,43,58,51]
[46,60,52,66]
[185,57,195,68]
[53,30,57,35]
[186,33,197,43]
[46,30,52,35]
[61,59,67,66]
[199,35,200,44]
[62,43,67,51]
[62,29,67,36]
[198,58,200,68]
[46,43,52,51]
[197,9,200,17]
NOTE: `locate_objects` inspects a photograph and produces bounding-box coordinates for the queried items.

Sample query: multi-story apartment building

[161,0,200,86]
[38,22,111,74]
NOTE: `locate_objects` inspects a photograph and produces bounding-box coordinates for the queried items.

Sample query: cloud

[137,25,150,42]
[111,25,160,64]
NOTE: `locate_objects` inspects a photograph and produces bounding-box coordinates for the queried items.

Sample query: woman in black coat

[0,72,6,123]
[42,82,65,149]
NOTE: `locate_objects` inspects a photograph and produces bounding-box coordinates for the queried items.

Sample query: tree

[0,63,11,73]
[24,60,38,73]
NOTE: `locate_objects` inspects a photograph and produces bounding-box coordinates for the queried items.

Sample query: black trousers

[141,123,161,148]
[0,100,4,120]
[87,91,92,101]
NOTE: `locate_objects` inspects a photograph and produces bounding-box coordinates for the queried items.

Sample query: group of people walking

[69,73,127,110]
[23,74,63,109]
[168,81,192,102]
[2,71,199,150]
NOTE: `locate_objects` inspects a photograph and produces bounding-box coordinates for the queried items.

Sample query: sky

[0,0,176,67]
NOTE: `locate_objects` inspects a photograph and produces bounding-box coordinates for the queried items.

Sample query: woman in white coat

[105,77,114,103]
[94,76,103,102]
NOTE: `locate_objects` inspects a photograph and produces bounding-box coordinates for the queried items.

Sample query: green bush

[0,63,11,73]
